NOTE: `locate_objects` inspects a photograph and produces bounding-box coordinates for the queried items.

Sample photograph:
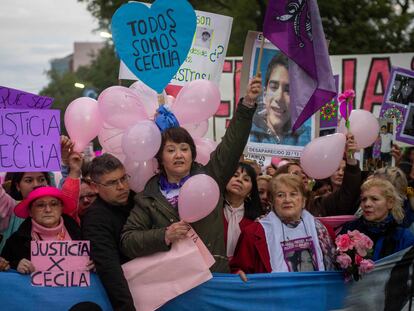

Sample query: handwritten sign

[120,9,233,87]
[31,241,90,287]
[0,86,53,109]
[112,0,196,93]
[0,109,61,172]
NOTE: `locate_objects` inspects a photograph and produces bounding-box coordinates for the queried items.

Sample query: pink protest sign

[30,241,90,287]
[0,108,61,172]
[0,85,53,109]
[122,236,212,311]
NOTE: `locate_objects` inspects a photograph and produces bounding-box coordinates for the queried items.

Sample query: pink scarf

[31,217,71,241]
[224,203,245,257]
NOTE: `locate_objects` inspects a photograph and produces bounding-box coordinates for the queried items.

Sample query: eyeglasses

[32,200,62,210]
[93,174,130,188]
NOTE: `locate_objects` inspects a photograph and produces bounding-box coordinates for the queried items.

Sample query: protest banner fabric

[119,9,233,88]
[2,247,414,310]
[0,85,53,109]
[30,241,90,287]
[0,108,61,172]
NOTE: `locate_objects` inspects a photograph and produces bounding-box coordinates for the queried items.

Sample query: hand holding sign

[111,0,196,93]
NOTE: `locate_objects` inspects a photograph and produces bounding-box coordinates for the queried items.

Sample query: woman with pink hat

[1,186,87,274]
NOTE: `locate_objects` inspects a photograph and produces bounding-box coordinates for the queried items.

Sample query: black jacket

[1,214,81,269]
[81,193,135,311]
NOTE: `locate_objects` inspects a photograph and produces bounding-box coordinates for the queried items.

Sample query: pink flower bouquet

[335,230,375,281]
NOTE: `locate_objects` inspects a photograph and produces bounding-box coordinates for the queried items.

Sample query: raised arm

[205,77,261,189]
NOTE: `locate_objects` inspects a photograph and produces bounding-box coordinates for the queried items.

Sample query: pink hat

[14,186,77,218]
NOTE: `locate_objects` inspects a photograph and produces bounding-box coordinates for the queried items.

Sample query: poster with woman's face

[242,33,315,159]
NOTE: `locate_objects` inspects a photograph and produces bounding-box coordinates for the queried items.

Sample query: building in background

[50,42,105,74]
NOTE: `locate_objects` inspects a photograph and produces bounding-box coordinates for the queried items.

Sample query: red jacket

[230,220,336,274]
[229,222,271,273]
[223,214,255,249]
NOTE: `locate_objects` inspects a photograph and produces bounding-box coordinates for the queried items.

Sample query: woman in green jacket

[120,77,261,272]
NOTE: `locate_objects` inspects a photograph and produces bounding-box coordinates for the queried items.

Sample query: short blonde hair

[269,174,307,200]
[257,175,272,183]
[361,178,404,223]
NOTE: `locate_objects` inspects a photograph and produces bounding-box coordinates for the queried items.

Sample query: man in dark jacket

[82,154,135,311]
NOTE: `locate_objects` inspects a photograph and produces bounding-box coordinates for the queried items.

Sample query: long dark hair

[226,162,264,220]
[4,172,51,200]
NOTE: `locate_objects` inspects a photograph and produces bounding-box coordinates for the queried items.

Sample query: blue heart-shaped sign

[112,0,196,93]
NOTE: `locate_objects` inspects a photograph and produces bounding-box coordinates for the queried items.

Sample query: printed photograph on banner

[244,35,315,158]
[362,117,393,171]
[119,10,233,87]
[380,67,414,145]
[386,72,414,107]
[401,103,414,138]
[194,27,213,49]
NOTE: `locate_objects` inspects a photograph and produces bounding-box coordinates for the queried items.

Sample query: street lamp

[74,82,85,89]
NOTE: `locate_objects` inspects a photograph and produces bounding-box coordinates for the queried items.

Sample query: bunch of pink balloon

[178,174,220,222]
[124,158,159,192]
[300,133,347,179]
[337,109,380,148]
[64,97,103,152]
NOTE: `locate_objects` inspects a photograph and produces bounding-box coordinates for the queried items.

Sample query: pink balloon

[98,86,148,129]
[337,110,379,148]
[178,174,220,222]
[107,151,126,164]
[194,138,218,165]
[129,81,159,119]
[64,97,103,152]
[271,157,282,167]
[300,133,346,179]
[122,120,161,161]
[171,80,221,124]
[181,120,209,138]
[98,122,125,154]
[126,158,158,192]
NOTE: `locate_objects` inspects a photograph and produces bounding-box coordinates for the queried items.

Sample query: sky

[0,0,104,94]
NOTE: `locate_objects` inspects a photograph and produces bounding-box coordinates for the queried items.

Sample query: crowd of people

[1,76,414,311]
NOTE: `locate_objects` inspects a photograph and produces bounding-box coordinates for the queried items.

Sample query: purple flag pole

[263,0,337,131]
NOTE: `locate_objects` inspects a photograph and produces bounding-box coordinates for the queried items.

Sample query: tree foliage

[40,0,414,128]
[77,0,414,55]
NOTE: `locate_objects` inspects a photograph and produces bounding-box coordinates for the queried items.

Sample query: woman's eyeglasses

[32,200,62,210]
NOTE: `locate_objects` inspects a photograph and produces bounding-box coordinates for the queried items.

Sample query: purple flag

[263,0,336,131]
